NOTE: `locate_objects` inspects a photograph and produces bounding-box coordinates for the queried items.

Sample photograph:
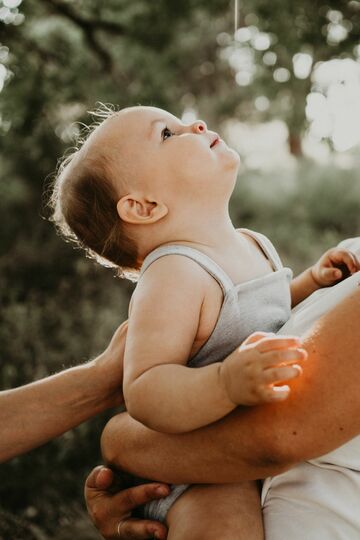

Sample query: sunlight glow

[293,53,313,79]
[273,67,291,83]
[224,119,293,171]
[254,95,270,111]
[0,63,8,92]
[3,0,22,7]
[263,51,277,66]
[306,59,360,151]
[327,22,349,44]
[251,32,271,51]
[181,107,198,124]
[222,17,359,163]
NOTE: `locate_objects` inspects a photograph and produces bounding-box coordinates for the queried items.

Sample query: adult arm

[102,287,360,484]
[0,321,127,463]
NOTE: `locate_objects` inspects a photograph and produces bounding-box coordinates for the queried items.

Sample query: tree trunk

[288,131,303,157]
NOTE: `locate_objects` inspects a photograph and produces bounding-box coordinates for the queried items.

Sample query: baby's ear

[117,194,168,225]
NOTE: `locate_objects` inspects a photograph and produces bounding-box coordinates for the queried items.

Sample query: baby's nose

[192,120,207,134]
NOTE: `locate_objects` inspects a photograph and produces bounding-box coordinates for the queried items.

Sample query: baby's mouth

[210,136,220,148]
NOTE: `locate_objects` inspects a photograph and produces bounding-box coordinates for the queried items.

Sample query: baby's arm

[124,255,306,434]
[290,246,360,307]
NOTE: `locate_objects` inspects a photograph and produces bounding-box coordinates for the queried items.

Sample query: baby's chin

[231,148,241,166]
[221,145,241,170]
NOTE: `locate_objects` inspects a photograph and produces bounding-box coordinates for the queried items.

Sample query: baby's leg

[166,481,263,540]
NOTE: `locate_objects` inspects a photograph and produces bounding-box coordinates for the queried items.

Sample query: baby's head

[51,105,240,279]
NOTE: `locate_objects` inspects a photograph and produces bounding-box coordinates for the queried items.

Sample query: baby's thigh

[167,481,264,540]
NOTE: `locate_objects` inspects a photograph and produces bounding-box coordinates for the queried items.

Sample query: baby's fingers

[255,335,302,353]
[330,250,360,276]
[261,385,291,402]
[262,364,302,385]
[260,347,308,368]
[257,372,302,403]
[344,251,360,273]
[241,331,275,348]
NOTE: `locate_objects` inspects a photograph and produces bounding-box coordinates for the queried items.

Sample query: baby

[51,105,360,539]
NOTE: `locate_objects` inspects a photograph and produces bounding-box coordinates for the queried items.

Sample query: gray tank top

[140,228,293,368]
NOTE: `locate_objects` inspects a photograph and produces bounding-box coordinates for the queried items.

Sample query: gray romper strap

[238,228,284,271]
[140,245,234,295]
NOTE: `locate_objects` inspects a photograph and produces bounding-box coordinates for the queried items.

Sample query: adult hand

[85,466,169,539]
[94,320,129,408]
[0,320,130,463]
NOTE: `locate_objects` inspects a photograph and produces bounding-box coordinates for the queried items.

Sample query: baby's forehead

[100,106,178,142]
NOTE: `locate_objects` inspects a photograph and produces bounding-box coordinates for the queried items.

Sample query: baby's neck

[141,215,241,262]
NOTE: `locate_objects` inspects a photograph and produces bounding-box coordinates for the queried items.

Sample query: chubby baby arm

[124,255,235,433]
[124,256,306,433]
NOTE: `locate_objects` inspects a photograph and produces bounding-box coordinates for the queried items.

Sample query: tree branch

[44,0,125,36]
[42,0,126,73]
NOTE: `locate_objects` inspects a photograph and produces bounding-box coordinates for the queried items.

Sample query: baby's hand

[220,332,307,406]
[311,247,360,287]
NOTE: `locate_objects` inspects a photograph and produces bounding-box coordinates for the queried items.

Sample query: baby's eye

[161,126,174,141]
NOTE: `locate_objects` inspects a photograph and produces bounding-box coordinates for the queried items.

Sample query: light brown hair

[50,108,139,280]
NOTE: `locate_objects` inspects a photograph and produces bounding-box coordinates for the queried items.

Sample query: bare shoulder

[125,255,211,369]
[140,254,208,285]
[129,254,208,315]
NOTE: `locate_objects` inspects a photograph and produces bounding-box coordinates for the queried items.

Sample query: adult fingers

[113,319,129,338]
[116,483,170,515]
[95,467,115,490]
[117,518,168,540]
[107,320,129,352]
[85,480,170,538]
[85,466,114,492]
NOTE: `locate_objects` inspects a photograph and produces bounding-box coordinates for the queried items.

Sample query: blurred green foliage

[233,0,360,152]
[0,0,359,538]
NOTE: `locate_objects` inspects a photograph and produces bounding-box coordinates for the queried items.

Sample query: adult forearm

[102,409,289,484]
[1,359,123,463]
[102,288,360,484]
